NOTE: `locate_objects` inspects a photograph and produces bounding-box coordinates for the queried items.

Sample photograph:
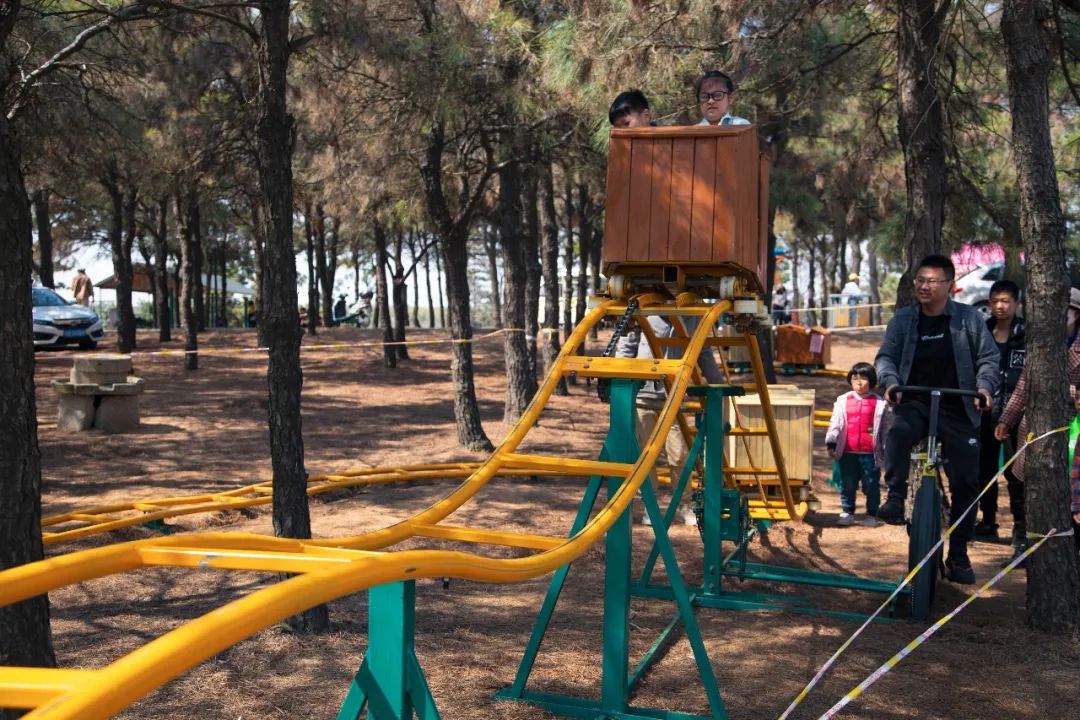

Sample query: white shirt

[697,115,751,126]
[840,281,862,300]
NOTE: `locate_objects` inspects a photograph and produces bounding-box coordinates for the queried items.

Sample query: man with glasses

[694,71,750,126]
[875,255,999,584]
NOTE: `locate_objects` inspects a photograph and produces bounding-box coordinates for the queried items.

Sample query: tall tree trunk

[1002,0,1080,633]
[219,234,228,327]
[178,192,199,370]
[539,163,568,396]
[32,188,54,288]
[424,242,436,329]
[868,241,882,325]
[523,162,541,380]
[250,199,266,341]
[193,210,205,332]
[587,210,602,344]
[895,0,950,308]
[574,184,589,328]
[0,21,57,696]
[561,173,575,343]
[484,228,503,329]
[316,204,332,326]
[434,244,446,328]
[138,235,155,328]
[497,135,537,422]
[420,121,492,452]
[352,242,361,302]
[409,235,421,327]
[255,0,328,633]
[304,202,318,335]
[172,248,182,329]
[372,222,396,369]
[151,195,171,338]
[102,157,137,353]
[389,232,409,360]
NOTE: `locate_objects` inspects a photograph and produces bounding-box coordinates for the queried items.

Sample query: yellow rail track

[1,295,805,718]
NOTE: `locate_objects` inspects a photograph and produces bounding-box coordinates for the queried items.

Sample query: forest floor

[30,325,1079,720]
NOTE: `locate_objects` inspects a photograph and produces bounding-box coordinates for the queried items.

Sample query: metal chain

[597,298,640,402]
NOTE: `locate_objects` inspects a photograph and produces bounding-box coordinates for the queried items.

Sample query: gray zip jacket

[615,315,724,402]
[875,299,1000,428]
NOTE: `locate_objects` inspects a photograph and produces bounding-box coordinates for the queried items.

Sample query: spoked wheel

[906,470,943,622]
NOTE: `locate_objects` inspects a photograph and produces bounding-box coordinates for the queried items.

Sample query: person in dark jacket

[972,280,1026,550]
[874,255,999,585]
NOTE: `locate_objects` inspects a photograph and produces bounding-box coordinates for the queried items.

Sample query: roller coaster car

[603,125,770,302]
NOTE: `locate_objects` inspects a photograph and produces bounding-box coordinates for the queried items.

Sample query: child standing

[825,363,886,527]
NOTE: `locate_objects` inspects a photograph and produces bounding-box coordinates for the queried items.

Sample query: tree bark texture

[178,192,199,370]
[409,235,421,328]
[420,121,492,452]
[539,163,568,396]
[523,163,541,380]
[193,211,205,332]
[1002,0,1080,633]
[316,204,332,327]
[389,232,409,360]
[0,14,57,694]
[424,245,436,329]
[561,173,575,343]
[155,197,171,341]
[574,184,589,328]
[484,228,503,329]
[497,138,537,423]
[895,0,950,308]
[102,158,138,353]
[255,0,327,632]
[304,202,318,335]
[372,222,397,369]
[435,246,446,328]
[32,188,54,288]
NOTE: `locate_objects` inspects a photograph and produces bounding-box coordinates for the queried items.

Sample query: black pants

[977,416,1025,533]
[884,401,981,557]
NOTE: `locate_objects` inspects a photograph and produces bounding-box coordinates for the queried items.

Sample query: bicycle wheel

[907,471,942,622]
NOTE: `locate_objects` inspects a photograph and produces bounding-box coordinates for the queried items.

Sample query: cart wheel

[907,473,942,622]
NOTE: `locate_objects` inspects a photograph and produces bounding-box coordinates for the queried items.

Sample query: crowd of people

[824,254,1080,586]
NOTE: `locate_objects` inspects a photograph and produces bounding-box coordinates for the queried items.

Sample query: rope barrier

[34,328,526,360]
[816,527,1073,720]
[777,424,1070,720]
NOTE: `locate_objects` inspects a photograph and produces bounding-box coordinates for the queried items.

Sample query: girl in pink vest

[825,363,887,526]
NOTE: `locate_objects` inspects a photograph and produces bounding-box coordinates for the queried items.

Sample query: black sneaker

[1000,538,1029,568]
[876,497,905,525]
[945,557,977,585]
[971,520,999,541]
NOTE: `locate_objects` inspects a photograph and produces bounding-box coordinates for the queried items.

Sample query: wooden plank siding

[602,125,769,290]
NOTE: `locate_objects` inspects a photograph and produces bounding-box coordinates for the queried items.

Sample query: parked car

[953,262,1004,318]
[32,287,105,349]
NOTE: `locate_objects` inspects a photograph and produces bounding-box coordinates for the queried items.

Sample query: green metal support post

[337,580,440,720]
[498,379,727,719]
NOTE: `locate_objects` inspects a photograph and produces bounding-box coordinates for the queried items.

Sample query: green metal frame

[632,385,907,622]
[497,379,727,719]
[337,581,440,720]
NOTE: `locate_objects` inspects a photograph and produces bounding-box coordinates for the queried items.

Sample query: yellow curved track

[1,295,805,719]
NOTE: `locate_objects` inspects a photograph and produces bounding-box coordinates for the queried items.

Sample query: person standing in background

[71,268,94,306]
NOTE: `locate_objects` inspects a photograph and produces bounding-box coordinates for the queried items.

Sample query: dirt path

[29,327,1078,720]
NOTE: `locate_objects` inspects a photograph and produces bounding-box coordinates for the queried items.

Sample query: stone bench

[52,355,145,433]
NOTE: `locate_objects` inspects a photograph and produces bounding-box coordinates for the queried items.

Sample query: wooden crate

[775,324,831,366]
[602,125,769,289]
[728,385,815,485]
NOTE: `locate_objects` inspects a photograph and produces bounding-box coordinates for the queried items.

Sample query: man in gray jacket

[875,255,999,584]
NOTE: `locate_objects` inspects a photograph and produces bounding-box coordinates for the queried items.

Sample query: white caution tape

[817,527,1072,719]
[777,424,1070,720]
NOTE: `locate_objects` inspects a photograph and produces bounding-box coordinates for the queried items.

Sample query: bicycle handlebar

[886,385,989,409]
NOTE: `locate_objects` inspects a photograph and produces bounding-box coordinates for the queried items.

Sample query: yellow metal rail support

[1,296,805,719]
